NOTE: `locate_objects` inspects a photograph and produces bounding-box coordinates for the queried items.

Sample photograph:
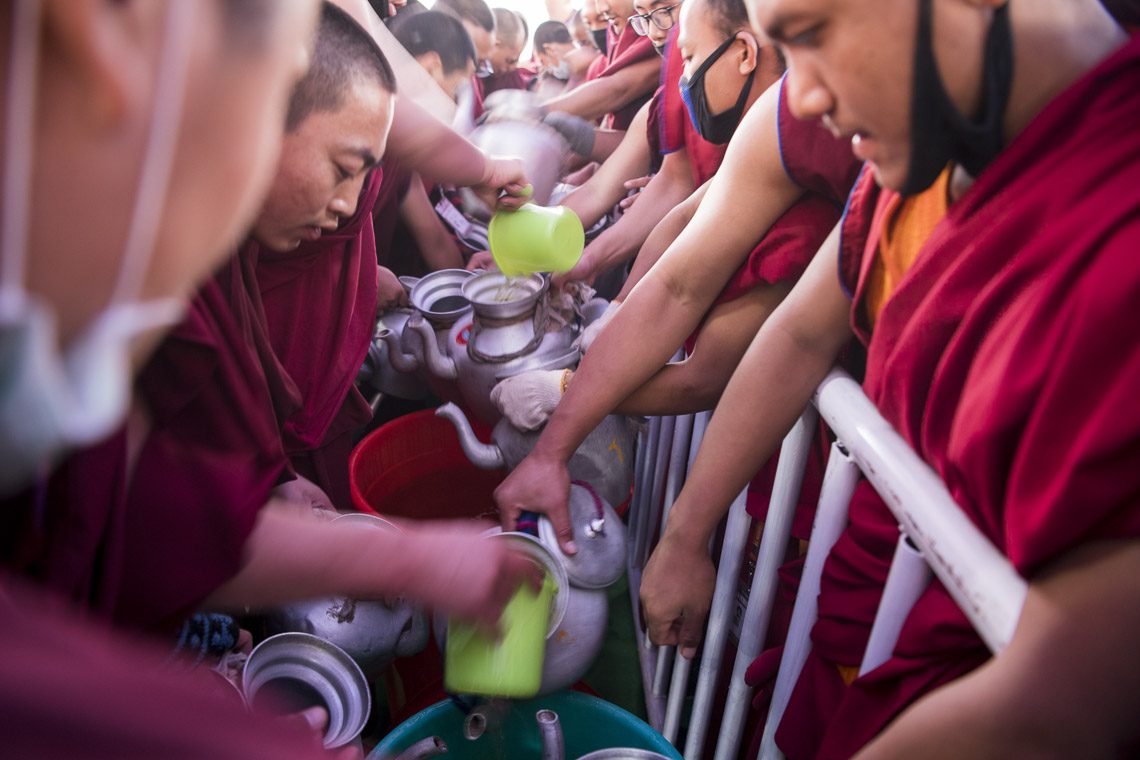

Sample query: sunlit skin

[679,0,760,115]
[745,0,992,190]
[631,0,682,49]
[596,0,637,34]
[252,81,394,252]
[24,0,320,346]
[489,23,526,74]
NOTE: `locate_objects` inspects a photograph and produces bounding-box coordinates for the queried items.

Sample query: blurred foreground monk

[638,0,1140,757]
[3,3,539,640]
[0,0,360,754]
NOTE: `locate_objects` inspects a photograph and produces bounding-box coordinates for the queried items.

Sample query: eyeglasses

[628,4,681,37]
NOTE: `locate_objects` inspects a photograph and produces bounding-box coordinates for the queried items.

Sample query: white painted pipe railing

[625,367,1028,760]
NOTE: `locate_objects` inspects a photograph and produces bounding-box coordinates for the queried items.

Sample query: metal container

[406,269,475,326]
[263,514,429,678]
[242,632,370,748]
[539,482,627,590]
[576,750,676,759]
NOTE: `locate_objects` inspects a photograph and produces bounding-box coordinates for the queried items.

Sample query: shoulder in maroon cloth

[1,278,290,634]
[778,36,1140,760]
[253,168,386,508]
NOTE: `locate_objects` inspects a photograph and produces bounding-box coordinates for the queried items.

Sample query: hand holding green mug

[489,202,584,277]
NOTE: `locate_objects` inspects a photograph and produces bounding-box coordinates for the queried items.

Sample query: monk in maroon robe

[610,1,1140,756]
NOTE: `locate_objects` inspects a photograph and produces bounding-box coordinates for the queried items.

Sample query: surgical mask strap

[0,0,42,320]
[110,0,198,309]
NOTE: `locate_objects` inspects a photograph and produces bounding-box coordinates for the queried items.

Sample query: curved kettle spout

[394,736,448,760]
[378,328,420,373]
[436,403,505,470]
[408,313,458,380]
[536,709,564,760]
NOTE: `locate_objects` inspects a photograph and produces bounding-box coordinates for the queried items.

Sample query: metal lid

[461,271,548,321]
[539,483,627,590]
[409,268,475,325]
[485,530,569,635]
[242,632,370,748]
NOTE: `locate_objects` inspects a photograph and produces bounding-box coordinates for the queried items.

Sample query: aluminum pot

[365,308,428,400]
[242,632,370,748]
[436,403,633,521]
[263,514,429,678]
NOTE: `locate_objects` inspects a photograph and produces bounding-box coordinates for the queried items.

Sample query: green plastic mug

[443,533,566,698]
[488,203,584,276]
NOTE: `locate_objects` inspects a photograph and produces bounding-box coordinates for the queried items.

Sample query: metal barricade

[625,368,1029,760]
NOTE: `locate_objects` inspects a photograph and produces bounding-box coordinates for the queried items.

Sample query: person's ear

[736,31,760,75]
[418,51,446,82]
[42,0,162,129]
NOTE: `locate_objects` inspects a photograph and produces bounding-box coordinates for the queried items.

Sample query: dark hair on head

[706,0,750,38]
[434,0,495,32]
[534,20,572,54]
[492,8,525,46]
[394,11,478,74]
[285,2,397,132]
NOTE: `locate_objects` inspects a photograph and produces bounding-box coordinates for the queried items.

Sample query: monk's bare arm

[398,177,464,271]
[857,539,1140,759]
[386,96,511,190]
[203,502,540,630]
[561,148,696,283]
[542,57,661,122]
[616,181,709,301]
[562,101,655,229]
[640,227,852,648]
[496,82,812,547]
[613,280,793,415]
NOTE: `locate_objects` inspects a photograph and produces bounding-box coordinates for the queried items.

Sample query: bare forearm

[202,503,424,611]
[401,179,464,270]
[561,103,653,228]
[533,277,708,462]
[543,60,658,122]
[618,183,707,300]
[389,96,489,187]
[859,540,1140,759]
[581,166,696,277]
[663,234,851,546]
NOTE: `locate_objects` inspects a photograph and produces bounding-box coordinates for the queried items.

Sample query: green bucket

[368,691,682,759]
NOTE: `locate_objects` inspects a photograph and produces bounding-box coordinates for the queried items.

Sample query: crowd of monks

[2,0,1139,756]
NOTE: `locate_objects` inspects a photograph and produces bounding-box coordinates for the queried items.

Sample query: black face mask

[592,27,609,55]
[902,0,1014,195]
[679,35,756,145]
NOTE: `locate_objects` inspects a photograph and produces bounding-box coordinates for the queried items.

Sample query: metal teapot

[263,514,429,679]
[408,272,578,425]
[375,269,475,406]
[435,402,633,521]
[362,308,428,401]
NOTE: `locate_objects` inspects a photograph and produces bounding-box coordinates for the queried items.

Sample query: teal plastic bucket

[369,691,681,759]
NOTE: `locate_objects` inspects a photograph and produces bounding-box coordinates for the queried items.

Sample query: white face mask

[0,0,196,494]
[550,59,571,80]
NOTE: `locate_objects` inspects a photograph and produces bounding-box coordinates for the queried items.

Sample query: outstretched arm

[640,226,852,653]
[561,101,655,229]
[494,82,802,550]
[543,57,661,122]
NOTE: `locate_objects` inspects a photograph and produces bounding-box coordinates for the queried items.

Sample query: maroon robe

[0,576,327,758]
[0,279,289,634]
[481,66,536,97]
[586,22,658,130]
[253,169,385,509]
[778,36,1140,759]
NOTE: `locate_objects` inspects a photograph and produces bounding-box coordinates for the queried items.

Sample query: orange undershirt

[865,166,953,327]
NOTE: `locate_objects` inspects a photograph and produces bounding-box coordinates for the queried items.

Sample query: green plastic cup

[488,203,585,276]
[443,532,566,698]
